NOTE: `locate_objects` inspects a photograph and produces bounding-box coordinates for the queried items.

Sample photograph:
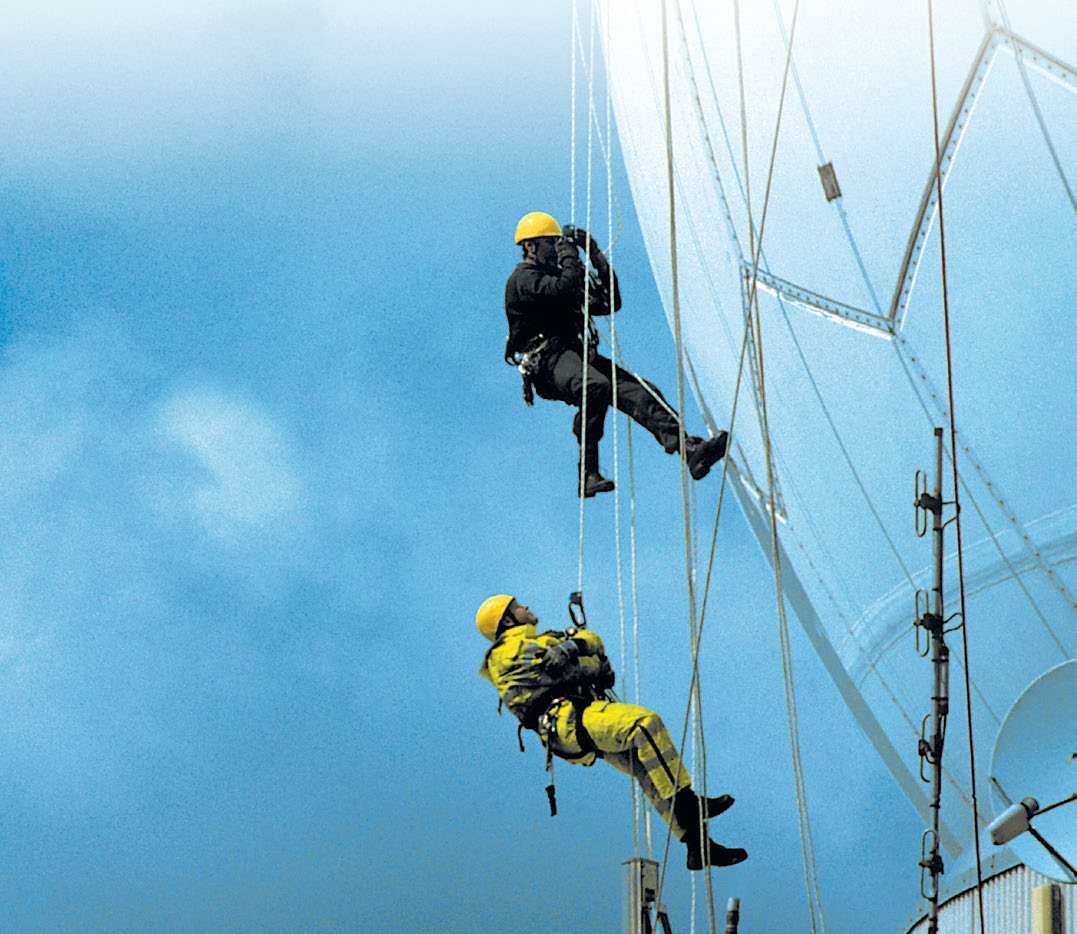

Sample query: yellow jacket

[479,624,608,728]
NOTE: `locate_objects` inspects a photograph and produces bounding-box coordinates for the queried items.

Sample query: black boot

[687,841,749,871]
[676,790,736,819]
[579,469,615,498]
[672,788,747,871]
[685,431,729,480]
[703,793,735,818]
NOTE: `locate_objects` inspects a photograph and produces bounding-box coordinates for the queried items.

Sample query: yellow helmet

[476,594,515,641]
[514,212,561,244]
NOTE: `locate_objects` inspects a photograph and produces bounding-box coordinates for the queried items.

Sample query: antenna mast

[914,427,950,934]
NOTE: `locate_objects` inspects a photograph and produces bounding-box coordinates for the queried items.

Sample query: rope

[570,22,628,252]
[769,0,885,316]
[677,0,918,645]
[736,0,827,929]
[664,0,908,763]
[593,0,649,865]
[572,0,596,596]
[570,0,577,224]
[584,0,657,867]
[655,2,720,929]
[648,4,828,930]
[926,4,986,930]
[651,3,776,928]
[682,0,937,612]
[630,3,808,925]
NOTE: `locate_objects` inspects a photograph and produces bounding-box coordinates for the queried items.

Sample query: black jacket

[504,245,621,359]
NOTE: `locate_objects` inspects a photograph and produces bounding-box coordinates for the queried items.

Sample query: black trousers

[535,347,682,472]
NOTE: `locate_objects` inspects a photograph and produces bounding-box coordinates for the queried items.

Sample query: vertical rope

[733,0,753,268]
[657,3,719,931]
[596,0,645,864]
[589,0,651,861]
[926,3,986,930]
[570,0,578,224]
[734,0,827,929]
[752,295,826,934]
[573,0,594,596]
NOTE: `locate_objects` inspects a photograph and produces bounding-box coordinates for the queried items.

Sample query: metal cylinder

[725,896,741,934]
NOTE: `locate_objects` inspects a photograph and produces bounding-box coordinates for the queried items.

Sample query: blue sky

[0,2,1007,931]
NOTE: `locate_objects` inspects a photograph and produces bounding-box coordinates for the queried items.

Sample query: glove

[597,656,616,690]
[570,225,591,247]
[543,638,580,677]
[555,238,579,265]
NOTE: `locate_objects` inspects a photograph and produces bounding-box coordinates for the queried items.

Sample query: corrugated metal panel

[906,865,1075,933]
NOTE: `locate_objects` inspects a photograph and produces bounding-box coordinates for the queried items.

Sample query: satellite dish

[989,659,1077,883]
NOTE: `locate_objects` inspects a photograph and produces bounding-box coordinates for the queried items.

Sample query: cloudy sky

[5,1,1068,931]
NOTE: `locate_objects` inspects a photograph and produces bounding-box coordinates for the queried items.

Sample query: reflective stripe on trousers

[545,700,694,839]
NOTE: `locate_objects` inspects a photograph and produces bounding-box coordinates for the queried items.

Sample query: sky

[0,1,1048,932]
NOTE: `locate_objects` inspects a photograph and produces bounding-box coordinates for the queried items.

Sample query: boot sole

[706,793,735,818]
[581,482,615,498]
[688,431,729,480]
[686,846,748,871]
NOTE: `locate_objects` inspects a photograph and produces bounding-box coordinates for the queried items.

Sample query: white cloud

[150,386,306,544]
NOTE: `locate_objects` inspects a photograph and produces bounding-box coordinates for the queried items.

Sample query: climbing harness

[535,692,604,817]
[495,591,615,818]
[536,694,598,818]
[503,301,602,410]
[507,336,550,407]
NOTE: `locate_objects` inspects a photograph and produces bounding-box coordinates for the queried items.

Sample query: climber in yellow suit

[477,594,748,871]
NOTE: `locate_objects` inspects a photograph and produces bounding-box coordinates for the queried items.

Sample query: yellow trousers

[544,699,693,839]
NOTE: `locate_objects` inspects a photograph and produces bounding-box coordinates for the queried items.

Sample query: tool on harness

[506,335,549,407]
[568,590,588,629]
[540,697,565,817]
[516,702,560,817]
[536,694,604,817]
[545,736,557,817]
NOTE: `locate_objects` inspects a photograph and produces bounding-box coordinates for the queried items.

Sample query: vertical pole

[916,427,948,934]
[724,897,741,933]
[623,858,663,934]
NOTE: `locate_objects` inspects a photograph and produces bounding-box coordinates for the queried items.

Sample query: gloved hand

[597,656,616,690]
[555,237,579,265]
[543,638,580,677]
[568,225,591,247]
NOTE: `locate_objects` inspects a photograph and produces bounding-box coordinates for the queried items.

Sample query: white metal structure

[598,0,1076,922]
